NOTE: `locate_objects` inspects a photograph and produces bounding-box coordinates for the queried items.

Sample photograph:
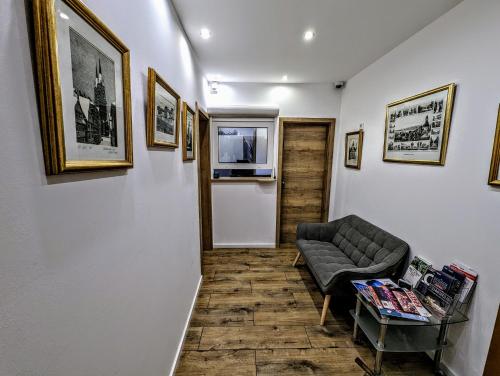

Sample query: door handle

[281,179,286,189]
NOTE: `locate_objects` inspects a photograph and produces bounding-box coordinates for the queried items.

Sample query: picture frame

[383,84,456,165]
[345,130,363,169]
[146,68,180,148]
[488,105,500,186]
[182,102,196,161]
[32,0,133,175]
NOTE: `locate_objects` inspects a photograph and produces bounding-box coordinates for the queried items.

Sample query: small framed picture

[383,84,456,165]
[488,105,500,186]
[182,102,196,161]
[345,130,363,169]
[32,0,133,175]
[146,68,180,148]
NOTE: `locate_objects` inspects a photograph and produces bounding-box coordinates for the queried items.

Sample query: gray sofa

[293,215,409,325]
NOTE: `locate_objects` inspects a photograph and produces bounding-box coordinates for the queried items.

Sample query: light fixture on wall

[303,29,315,41]
[200,28,212,40]
[282,75,288,82]
[209,81,219,94]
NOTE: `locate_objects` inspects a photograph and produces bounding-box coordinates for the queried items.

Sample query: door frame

[196,103,213,266]
[275,117,336,247]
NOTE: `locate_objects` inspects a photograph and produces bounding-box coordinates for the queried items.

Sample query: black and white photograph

[70,28,118,148]
[182,102,196,161]
[186,111,194,152]
[156,91,176,137]
[33,0,133,174]
[345,130,363,169]
[488,105,500,186]
[147,68,180,148]
[383,84,456,165]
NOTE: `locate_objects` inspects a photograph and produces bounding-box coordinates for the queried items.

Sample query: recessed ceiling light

[59,12,69,20]
[304,30,315,41]
[282,75,288,82]
[200,28,212,40]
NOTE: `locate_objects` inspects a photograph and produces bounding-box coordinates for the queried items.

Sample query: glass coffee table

[350,292,468,376]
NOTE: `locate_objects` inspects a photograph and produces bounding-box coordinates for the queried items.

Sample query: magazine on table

[402,255,432,287]
[351,279,431,322]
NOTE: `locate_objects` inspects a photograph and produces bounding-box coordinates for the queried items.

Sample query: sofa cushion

[332,219,397,268]
[297,239,357,287]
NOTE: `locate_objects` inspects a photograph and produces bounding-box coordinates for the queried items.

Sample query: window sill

[211,177,276,183]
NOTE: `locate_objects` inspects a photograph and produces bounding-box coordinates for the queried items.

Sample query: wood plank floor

[175,248,434,376]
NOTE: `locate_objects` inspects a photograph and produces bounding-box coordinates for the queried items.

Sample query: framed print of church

[32,0,133,175]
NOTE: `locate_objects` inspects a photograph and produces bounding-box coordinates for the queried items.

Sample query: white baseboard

[441,362,457,376]
[213,243,276,248]
[424,351,457,376]
[168,275,203,376]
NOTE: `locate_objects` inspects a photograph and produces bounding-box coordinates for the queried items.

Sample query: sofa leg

[292,252,301,267]
[320,295,331,326]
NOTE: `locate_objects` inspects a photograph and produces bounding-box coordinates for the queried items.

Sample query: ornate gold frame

[488,105,500,186]
[345,130,363,169]
[33,0,133,175]
[146,68,180,148]
[383,83,456,166]
[182,102,196,161]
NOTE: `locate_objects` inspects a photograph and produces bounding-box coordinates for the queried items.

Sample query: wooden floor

[175,248,434,375]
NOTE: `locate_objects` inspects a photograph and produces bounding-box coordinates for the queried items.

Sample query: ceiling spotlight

[209,81,219,94]
[200,28,212,40]
[59,12,69,20]
[304,30,315,41]
[282,75,288,82]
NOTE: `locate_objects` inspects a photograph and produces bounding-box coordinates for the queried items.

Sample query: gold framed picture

[32,0,133,175]
[146,68,180,148]
[345,130,363,169]
[488,105,500,186]
[182,102,195,161]
[383,83,456,165]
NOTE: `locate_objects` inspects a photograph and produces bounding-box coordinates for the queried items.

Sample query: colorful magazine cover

[351,279,429,322]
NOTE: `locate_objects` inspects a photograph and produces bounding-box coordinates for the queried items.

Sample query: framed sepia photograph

[182,102,195,161]
[345,130,363,169]
[32,0,133,175]
[383,83,456,165]
[146,68,180,148]
[488,105,500,186]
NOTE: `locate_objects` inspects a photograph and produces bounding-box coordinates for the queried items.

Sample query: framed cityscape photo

[182,102,196,161]
[32,0,133,175]
[383,84,456,165]
[488,105,500,186]
[345,130,363,169]
[146,68,180,148]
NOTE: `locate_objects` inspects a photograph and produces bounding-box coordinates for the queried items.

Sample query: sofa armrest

[296,221,338,242]
[324,244,409,288]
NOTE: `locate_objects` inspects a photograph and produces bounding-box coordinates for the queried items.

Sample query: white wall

[206,83,342,247]
[0,1,205,375]
[332,0,500,374]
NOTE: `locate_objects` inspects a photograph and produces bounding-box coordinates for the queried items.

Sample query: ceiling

[172,0,462,83]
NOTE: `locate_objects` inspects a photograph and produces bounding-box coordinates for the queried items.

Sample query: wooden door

[196,105,213,258]
[484,305,500,375]
[276,118,335,247]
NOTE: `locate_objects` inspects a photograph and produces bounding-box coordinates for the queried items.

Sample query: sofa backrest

[331,215,409,268]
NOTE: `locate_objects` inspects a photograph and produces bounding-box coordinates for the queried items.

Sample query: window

[218,127,268,164]
[211,118,275,177]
